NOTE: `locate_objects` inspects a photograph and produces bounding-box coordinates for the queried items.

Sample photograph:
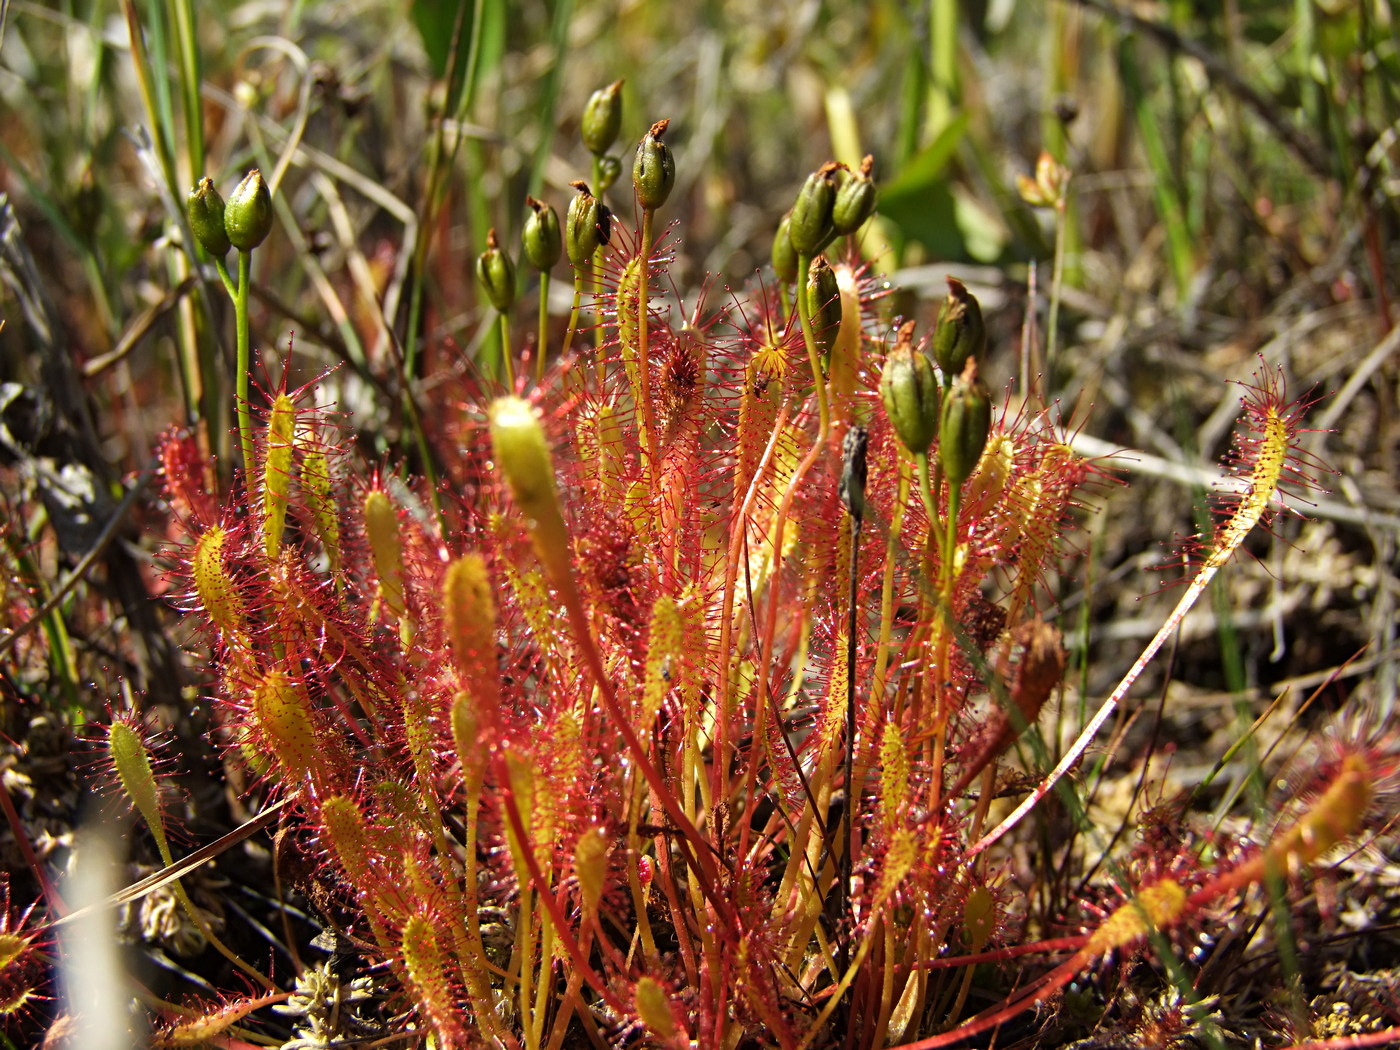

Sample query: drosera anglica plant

[27,82,1391,1050]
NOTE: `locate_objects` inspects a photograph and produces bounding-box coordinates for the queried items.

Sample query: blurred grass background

[1,1,1399,1041]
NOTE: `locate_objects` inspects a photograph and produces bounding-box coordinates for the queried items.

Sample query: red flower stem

[968,554,1228,859]
[887,951,1089,1050]
[549,550,731,922]
[736,249,835,820]
[495,773,628,1019]
[712,404,791,806]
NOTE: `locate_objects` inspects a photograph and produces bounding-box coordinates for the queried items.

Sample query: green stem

[535,272,551,385]
[795,254,831,439]
[498,311,515,390]
[562,272,584,363]
[914,451,938,529]
[233,249,255,477]
[941,485,961,606]
[591,244,606,358]
[1045,195,1068,400]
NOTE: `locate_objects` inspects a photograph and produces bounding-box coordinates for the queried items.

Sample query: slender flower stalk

[188,170,271,478]
[631,118,674,463]
[477,228,518,387]
[523,196,562,385]
[970,360,1325,859]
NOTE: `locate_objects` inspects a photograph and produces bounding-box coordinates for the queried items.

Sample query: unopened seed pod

[224,169,273,252]
[596,154,622,195]
[581,79,624,157]
[802,254,842,363]
[832,154,876,235]
[879,320,940,455]
[633,118,675,211]
[475,228,516,312]
[788,162,839,256]
[772,211,798,285]
[186,177,230,256]
[932,277,986,379]
[566,181,611,266]
[940,361,993,487]
[522,196,562,272]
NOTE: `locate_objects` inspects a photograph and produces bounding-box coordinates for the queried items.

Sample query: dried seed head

[581,79,624,157]
[880,320,940,456]
[633,118,675,211]
[475,228,517,312]
[1016,150,1070,208]
[839,425,869,520]
[932,277,986,379]
[522,196,562,272]
[224,169,273,252]
[186,177,230,257]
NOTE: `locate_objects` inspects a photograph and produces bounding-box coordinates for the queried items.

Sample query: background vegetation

[1,0,1397,1047]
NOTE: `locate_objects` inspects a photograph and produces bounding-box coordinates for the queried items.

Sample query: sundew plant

[1,5,1398,1050]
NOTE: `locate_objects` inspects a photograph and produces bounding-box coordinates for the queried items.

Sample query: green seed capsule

[633,118,675,211]
[802,254,842,363]
[788,162,839,256]
[522,196,562,272]
[940,361,993,487]
[932,277,986,380]
[772,211,798,285]
[832,154,877,235]
[186,177,230,257]
[476,228,516,313]
[566,181,611,266]
[581,79,624,157]
[879,320,940,456]
[596,154,622,194]
[224,169,273,252]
